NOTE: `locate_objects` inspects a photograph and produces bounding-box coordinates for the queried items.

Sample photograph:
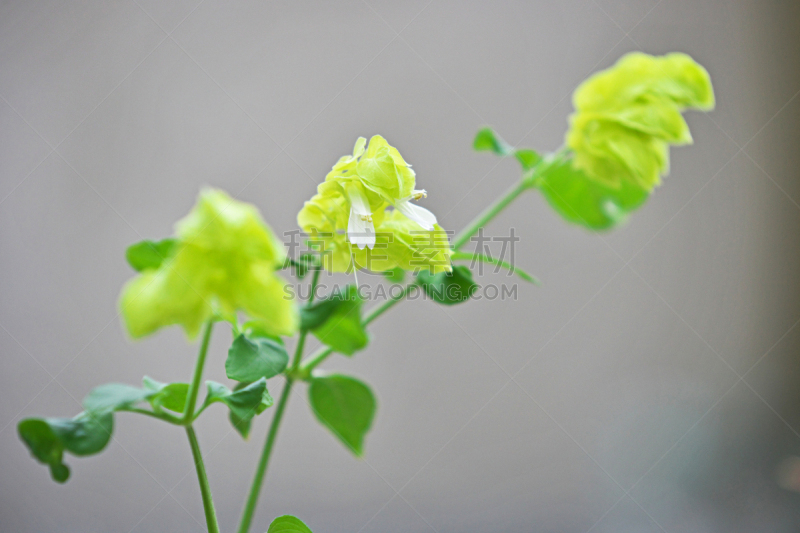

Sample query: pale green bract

[120,188,298,339]
[328,135,414,205]
[566,52,715,191]
[298,136,451,274]
[320,135,440,249]
[298,181,451,275]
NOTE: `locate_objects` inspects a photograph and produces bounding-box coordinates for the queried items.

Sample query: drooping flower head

[120,188,298,339]
[566,52,715,191]
[323,135,438,249]
[298,139,451,274]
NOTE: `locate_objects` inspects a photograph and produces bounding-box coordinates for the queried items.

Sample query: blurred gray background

[2,0,800,532]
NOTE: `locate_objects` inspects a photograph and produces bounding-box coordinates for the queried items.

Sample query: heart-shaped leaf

[417,266,479,305]
[142,377,189,413]
[18,411,113,483]
[308,374,376,456]
[302,285,368,356]
[83,383,154,415]
[268,515,314,533]
[201,379,273,439]
[125,238,176,272]
[226,333,289,382]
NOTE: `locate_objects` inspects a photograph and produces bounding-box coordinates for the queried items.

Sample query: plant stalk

[237,268,320,533]
[120,407,183,425]
[186,425,221,533]
[236,377,293,533]
[183,320,214,424]
[452,179,528,250]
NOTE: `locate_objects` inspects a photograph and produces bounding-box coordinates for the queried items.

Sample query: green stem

[236,378,292,533]
[307,267,322,305]
[451,251,540,285]
[364,281,416,326]
[186,425,221,533]
[452,180,528,250]
[237,268,321,533]
[183,321,214,424]
[299,281,418,373]
[451,149,569,251]
[299,347,332,373]
[120,407,183,425]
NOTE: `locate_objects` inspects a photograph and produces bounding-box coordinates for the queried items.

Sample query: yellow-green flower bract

[120,188,298,339]
[328,135,415,205]
[322,135,439,249]
[566,52,715,191]
[298,177,452,275]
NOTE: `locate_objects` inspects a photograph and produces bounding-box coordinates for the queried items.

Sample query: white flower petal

[395,199,437,231]
[348,208,376,249]
[346,183,371,216]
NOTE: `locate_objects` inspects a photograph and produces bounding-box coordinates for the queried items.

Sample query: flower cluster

[120,189,298,339]
[566,52,715,191]
[298,135,451,274]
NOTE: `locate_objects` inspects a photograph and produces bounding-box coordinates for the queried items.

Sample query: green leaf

[308,374,376,456]
[18,411,113,483]
[268,515,314,533]
[142,377,189,413]
[535,155,650,230]
[201,379,272,439]
[49,412,113,456]
[417,265,479,305]
[50,462,70,483]
[18,419,68,482]
[450,251,539,284]
[473,127,513,155]
[226,381,274,439]
[474,128,541,172]
[383,267,406,283]
[514,148,542,171]
[125,238,176,272]
[235,381,275,415]
[303,285,368,356]
[300,295,342,331]
[226,333,289,382]
[83,383,153,415]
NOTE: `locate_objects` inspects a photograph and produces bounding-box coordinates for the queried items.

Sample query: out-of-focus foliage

[201,379,273,439]
[535,153,650,230]
[121,188,298,339]
[475,53,714,231]
[418,265,479,305]
[268,515,314,533]
[567,52,714,192]
[474,127,541,171]
[226,333,289,382]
